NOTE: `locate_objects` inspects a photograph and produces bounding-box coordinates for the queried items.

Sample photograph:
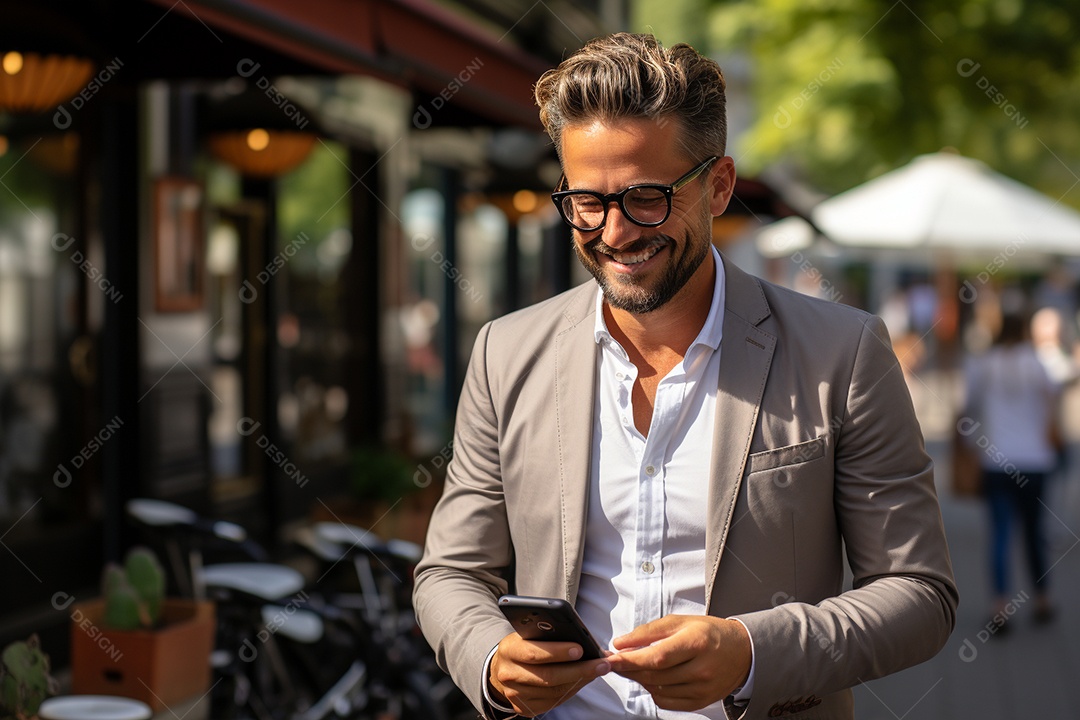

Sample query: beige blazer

[414,256,958,720]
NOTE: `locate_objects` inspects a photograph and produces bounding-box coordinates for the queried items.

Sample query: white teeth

[602,241,664,265]
[614,249,656,264]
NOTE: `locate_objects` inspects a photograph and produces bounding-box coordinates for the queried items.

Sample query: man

[413,32,957,720]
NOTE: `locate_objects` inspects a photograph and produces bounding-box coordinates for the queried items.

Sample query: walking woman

[963,311,1059,631]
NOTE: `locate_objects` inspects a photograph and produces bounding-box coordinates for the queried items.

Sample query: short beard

[573,231,709,314]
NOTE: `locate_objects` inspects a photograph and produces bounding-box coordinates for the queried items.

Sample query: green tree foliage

[636,0,1080,201]
[278,139,349,268]
[632,0,711,52]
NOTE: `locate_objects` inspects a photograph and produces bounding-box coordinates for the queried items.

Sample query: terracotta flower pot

[69,598,215,712]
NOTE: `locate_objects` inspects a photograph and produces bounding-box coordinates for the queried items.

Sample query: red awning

[152,0,549,128]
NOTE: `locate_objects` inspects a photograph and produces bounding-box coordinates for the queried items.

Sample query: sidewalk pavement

[852,371,1080,719]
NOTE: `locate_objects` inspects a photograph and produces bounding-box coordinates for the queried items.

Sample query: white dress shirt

[551,246,752,719]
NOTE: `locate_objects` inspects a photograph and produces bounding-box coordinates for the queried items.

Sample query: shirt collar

[593,244,726,350]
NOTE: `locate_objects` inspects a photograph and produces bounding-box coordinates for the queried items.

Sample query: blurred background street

[855,376,1080,718]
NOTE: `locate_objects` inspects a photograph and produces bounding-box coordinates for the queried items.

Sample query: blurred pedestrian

[1031,307,1077,386]
[1031,306,1080,554]
[963,312,1059,630]
[1033,266,1078,346]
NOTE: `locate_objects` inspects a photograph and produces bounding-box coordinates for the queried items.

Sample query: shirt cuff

[482,645,520,718]
[731,618,756,703]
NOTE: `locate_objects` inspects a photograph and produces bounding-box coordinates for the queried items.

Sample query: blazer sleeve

[413,320,518,717]
[732,316,959,712]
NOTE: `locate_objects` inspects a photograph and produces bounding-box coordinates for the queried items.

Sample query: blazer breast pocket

[746,436,826,475]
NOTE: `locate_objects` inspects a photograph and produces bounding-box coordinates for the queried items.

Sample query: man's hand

[489,633,612,717]
[605,615,751,712]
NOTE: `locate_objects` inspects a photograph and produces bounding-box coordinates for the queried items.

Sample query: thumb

[612,615,682,650]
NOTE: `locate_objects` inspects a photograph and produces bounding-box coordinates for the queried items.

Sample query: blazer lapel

[705,257,775,608]
[553,288,600,604]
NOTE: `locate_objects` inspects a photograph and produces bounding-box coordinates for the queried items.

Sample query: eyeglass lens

[560,186,669,230]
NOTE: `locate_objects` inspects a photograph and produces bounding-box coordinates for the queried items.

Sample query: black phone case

[498,595,603,659]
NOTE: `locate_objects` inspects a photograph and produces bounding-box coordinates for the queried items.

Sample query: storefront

[0,0,611,657]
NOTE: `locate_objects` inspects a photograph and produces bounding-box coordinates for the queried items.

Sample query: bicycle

[126,499,457,719]
[126,500,366,719]
[295,521,463,719]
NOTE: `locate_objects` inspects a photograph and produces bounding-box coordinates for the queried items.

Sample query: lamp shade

[208,129,316,178]
[0,51,94,112]
[28,133,80,176]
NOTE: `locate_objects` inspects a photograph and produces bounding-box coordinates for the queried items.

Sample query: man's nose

[600,201,639,248]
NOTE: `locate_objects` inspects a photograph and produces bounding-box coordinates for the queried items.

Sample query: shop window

[0,131,100,622]
[274,140,352,479]
[401,187,449,455]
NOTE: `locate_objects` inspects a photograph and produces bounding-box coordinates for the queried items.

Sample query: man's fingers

[612,614,681,650]
[609,641,672,668]
[626,679,702,714]
[491,633,614,715]
[500,679,584,718]
[497,659,600,688]
[502,634,591,664]
[501,677,581,699]
[613,655,695,687]
[498,656,611,687]
[496,659,611,717]
[608,635,690,672]
[610,617,752,712]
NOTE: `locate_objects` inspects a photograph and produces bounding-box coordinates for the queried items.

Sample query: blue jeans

[983,470,1049,597]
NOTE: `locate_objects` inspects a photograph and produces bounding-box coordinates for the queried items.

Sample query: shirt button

[641,561,655,574]
[644,465,656,476]
[616,372,625,381]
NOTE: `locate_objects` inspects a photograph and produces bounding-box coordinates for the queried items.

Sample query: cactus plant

[0,634,57,720]
[125,547,165,624]
[102,546,166,630]
[350,445,417,503]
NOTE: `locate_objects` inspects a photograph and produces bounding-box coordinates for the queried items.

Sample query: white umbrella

[755,215,815,257]
[812,152,1080,256]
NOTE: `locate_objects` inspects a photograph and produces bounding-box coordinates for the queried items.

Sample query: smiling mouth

[593,238,667,265]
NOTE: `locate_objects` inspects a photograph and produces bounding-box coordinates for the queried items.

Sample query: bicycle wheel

[359,668,448,720]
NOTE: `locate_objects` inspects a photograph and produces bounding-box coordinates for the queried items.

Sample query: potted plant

[308,443,450,544]
[310,445,415,528]
[69,547,215,712]
[349,444,417,505]
[0,634,57,720]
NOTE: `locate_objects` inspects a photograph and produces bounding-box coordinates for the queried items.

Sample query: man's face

[560,118,733,314]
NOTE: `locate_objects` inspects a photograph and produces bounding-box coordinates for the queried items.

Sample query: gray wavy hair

[534,32,727,163]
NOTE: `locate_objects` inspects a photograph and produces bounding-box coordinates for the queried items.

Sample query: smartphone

[498,594,604,660]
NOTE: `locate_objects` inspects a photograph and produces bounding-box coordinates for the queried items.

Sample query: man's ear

[708,156,737,216]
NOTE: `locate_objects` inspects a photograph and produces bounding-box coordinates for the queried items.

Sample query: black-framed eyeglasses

[551,156,718,232]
